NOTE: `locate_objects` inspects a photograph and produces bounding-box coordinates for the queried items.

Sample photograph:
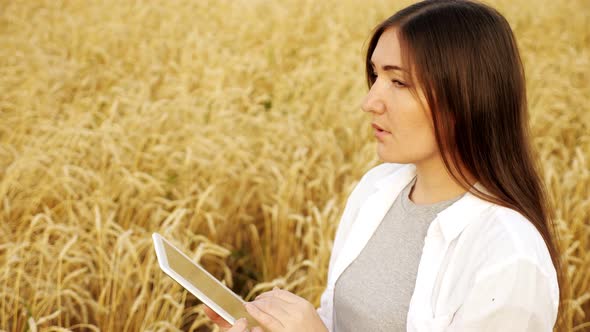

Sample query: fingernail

[237,317,247,325]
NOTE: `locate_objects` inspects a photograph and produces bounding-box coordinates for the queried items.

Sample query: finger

[255,290,296,304]
[254,291,273,301]
[254,286,279,300]
[203,305,220,318]
[251,327,265,332]
[216,319,232,328]
[251,297,293,318]
[203,305,231,328]
[254,286,280,300]
[226,317,249,332]
[244,301,285,330]
[258,288,301,305]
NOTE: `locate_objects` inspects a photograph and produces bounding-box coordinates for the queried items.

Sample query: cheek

[379,105,438,162]
[397,118,437,153]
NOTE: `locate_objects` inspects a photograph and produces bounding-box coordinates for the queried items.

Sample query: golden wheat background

[0,0,588,331]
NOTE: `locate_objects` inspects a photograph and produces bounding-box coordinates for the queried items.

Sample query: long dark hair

[365,0,567,329]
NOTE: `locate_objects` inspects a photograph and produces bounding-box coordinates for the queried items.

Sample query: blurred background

[0,0,588,331]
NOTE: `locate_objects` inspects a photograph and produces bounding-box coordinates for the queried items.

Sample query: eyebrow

[370,60,408,73]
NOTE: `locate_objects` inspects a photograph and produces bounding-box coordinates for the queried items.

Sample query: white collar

[374,163,494,243]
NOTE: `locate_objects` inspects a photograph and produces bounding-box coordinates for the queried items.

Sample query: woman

[206,0,565,331]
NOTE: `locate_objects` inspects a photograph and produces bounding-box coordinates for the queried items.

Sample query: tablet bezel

[152,232,243,326]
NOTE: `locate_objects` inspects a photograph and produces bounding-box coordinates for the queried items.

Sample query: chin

[376,144,416,164]
[377,145,400,163]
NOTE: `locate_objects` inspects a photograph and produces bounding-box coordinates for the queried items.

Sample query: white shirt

[316,163,559,331]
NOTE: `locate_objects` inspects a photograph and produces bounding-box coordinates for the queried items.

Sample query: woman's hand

[203,305,232,331]
[204,305,260,332]
[225,317,252,332]
[243,287,328,332]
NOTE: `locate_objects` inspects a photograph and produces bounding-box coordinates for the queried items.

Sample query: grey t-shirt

[333,176,465,331]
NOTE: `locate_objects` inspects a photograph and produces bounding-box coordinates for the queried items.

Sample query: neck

[409,155,474,205]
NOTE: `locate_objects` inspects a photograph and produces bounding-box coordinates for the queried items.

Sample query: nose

[361,83,386,115]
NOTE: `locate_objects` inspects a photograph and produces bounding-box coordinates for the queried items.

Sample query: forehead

[371,28,402,65]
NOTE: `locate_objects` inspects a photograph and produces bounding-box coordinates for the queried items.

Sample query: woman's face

[362,28,439,165]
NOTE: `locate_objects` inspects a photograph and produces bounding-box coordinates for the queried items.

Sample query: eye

[391,79,406,88]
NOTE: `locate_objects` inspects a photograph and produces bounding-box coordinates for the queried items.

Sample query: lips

[372,122,391,141]
[372,123,389,133]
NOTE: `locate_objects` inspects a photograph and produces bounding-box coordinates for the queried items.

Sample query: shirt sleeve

[447,257,559,332]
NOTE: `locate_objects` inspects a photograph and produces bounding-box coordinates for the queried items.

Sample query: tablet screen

[156,235,257,327]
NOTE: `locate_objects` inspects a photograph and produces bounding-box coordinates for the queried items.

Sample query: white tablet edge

[152,232,244,326]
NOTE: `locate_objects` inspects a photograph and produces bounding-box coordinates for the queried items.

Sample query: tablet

[152,233,259,328]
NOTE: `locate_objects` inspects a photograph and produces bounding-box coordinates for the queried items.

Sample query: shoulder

[452,203,560,313]
[475,206,553,266]
[461,204,559,296]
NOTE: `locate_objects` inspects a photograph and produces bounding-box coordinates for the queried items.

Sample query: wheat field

[0,0,588,331]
